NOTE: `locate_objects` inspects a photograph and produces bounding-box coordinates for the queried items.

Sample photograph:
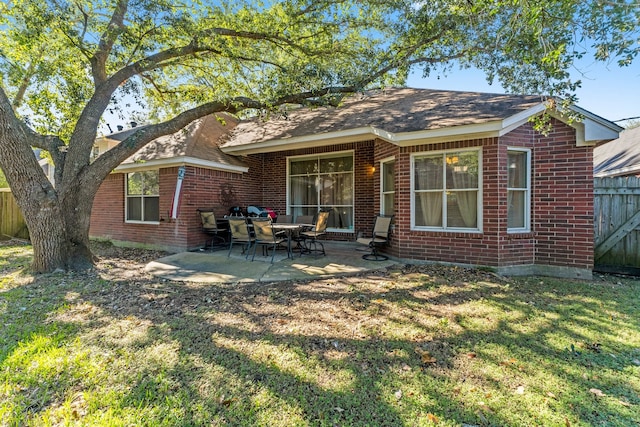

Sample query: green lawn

[1,241,639,426]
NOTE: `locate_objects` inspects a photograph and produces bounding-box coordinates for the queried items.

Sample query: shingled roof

[109,114,248,172]
[594,126,640,177]
[220,87,546,152]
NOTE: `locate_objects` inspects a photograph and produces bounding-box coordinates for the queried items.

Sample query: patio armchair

[227,217,255,259]
[356,215,394,260]
[300,211,330,256]
[197,209,226,250]
[251,218,286,263]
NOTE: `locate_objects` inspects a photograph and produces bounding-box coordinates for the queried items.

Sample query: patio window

[126,171,160,223]
[381,158,395,216]
[507,148,531,232]
[288,152,353,230]
[411,149,481,231]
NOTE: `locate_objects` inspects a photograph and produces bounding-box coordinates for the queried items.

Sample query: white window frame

[286,150,354,232]
[380,156,395,217]
[410,147,483,232]
[507,147,531,233]
[125,170,160,224]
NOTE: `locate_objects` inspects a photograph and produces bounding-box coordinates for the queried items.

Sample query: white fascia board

[393,122,503,146]
[499,103,548,135]
[552,106,623,146]
[221,127,385,155]
[113,156,248,174]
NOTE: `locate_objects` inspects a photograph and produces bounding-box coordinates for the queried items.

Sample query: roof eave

[594,165,640,178]
[559,106,624,147]
[221,121,513,155]
[113,156,248,174]
[219,101,622,155]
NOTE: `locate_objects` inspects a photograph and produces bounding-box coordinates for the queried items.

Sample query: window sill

[125,220,160,225]
[507,231,534,238]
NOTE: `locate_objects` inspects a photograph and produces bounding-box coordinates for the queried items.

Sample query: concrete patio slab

[145,242,397,283]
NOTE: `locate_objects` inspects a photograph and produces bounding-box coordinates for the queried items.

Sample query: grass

[1,241,639,426]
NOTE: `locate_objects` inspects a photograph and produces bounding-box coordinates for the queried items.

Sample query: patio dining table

[272,222,313,258]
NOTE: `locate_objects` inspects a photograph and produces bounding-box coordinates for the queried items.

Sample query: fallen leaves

[500,358,518,367]
[426,413,439,423]
[415,347,437,364]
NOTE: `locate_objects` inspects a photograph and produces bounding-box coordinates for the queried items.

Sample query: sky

[407,58,640,127]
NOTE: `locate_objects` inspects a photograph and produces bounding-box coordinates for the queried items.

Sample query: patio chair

[251,218,286,263]
[197,209,226,250]
[356,215,394,261]
[300,211,330,256]
[277,214,293,224]
[227,217,255,259]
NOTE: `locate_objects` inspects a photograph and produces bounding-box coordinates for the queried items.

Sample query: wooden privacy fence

[594,176,640,274]
[0,189,29,239]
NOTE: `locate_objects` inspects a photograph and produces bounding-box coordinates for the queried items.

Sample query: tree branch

[91,0,128,84]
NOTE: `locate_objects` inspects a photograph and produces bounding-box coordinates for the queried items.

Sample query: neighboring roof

[594,126,640,177]
[102,114,248,173]
[220,87,622,155]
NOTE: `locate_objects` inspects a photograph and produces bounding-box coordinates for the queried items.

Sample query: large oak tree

[0,0,637,273]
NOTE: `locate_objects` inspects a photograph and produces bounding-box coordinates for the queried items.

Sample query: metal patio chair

[356,215,393,260]
[197,209,226,250]
[300,211,330,256]
[250,218,286,263]
[227,217,255,259]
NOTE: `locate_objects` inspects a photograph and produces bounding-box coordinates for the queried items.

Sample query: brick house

[90,88,622,278]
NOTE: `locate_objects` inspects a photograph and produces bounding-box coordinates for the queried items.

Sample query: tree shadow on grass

[79,268,640,425]
[2,260,640,426]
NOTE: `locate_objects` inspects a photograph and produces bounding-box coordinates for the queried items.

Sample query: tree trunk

[16,184,97,273]
[26,201,71,273]
[0,102,97,273]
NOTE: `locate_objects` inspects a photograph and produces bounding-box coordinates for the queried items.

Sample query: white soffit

[113,156,248,174]
[556,106,623,146]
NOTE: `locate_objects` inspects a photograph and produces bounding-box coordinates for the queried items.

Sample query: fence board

[594,176,640,272]
[0,189,29,239]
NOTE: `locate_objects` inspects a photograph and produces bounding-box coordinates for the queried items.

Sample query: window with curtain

[126,170,160,222]
[381,159,395,216]
[289,153,353,230]
[507,149,530,231]
[412,149,481,230]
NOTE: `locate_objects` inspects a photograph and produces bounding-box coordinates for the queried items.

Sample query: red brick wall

[91,119,594,271]
[90,165,259,252]
[90,168,188,251]
[498,124,536,266]
[388,120,593,271]
[394,139,502,266]
[259,141,375,241]
[531,119,594,270]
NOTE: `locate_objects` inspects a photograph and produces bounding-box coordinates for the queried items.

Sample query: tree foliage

[0,0,637,272]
